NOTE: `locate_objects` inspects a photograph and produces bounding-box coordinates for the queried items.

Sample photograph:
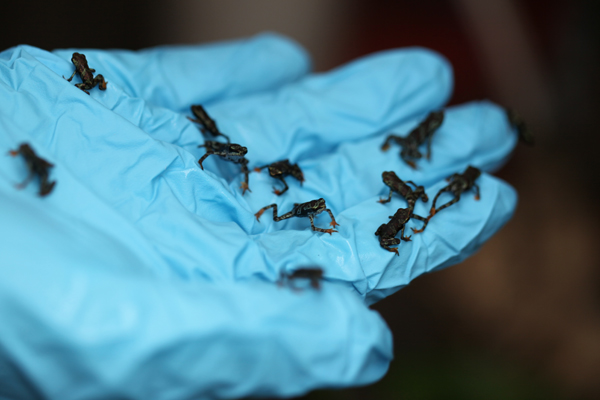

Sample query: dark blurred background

[2,0,599,399]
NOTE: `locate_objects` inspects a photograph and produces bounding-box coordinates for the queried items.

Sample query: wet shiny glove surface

[0,33,518,399]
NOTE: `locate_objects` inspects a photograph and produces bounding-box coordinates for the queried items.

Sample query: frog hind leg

[410,212,429,234]
[198,152,213,170]
[273,207,294,222]
[254,203,276,221]
[309,215,337,235]
[378,189,393,204]
[94,75,107,90]
[429,185,452,213]
[431,193,461,216]
[39,180,56,197]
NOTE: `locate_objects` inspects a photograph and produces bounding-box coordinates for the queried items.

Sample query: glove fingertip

[480,175,518,242]
[253,31,312,77]
[401,46,454,106]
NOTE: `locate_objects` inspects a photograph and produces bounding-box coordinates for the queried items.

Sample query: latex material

[0,33,517,399]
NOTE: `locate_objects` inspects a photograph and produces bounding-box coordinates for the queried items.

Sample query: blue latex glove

[0,33,518,399]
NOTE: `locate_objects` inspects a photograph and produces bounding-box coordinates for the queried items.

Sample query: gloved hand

[0,33,518,399]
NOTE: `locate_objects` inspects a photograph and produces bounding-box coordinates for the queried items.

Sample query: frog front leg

[400,148,417,170]
[9,149,35,189]
[380,237,401,255]
[273,177,289,195]
[381,134,403,152]
[240,163,251,195]
[324,208,340,228]
[445,173,460,182]
[378,188,393,204]
[198,149,232,169]
[187,115,209,136]
[473,183,481,200]
[400,224,412,241]
[308,215,337,235]
[187,118,205,132]
[425,135,432,160]
[63,70,77,82]
[381,135,394,152]
[217,132,231,143]
[15,170,35,190]
[308,276,321,290]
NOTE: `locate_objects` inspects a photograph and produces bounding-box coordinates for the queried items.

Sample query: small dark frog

[187,105,230,143]
[63,52,107,95]
[375,207,427,255]
[430,165,481,216]
[413,166,481,233]
[253,159,304,195]
[8,143,56,197]
[378,171,428,210]
[278,267,324,291]
[381,111,444,169]
[254,198,339,235]
[505,108,534,146]
[198,141,250,194]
